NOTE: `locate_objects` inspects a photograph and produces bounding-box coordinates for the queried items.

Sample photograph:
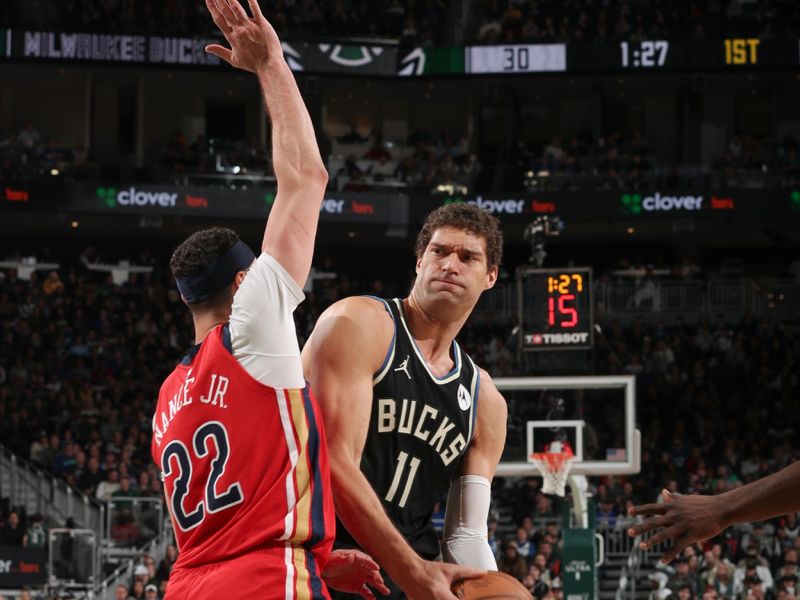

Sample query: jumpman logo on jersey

[394,355,412,380]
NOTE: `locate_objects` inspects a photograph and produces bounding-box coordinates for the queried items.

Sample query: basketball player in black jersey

[302,204,508,600]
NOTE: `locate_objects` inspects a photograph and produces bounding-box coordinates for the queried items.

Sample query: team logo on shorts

[457,384,471,411]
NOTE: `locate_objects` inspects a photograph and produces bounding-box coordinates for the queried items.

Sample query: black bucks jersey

[335,297,480,561]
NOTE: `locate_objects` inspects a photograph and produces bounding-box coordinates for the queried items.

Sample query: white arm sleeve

[229,252,306,389]
[442,475,498,570]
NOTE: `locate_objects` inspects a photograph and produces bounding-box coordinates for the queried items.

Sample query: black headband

[176,240,256,304]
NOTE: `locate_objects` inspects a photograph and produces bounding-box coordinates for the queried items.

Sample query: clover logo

[621,194,642,215]
[791,190,800,212]
[96,187,118,208]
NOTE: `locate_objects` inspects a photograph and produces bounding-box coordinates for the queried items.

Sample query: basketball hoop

[530,450,574,496]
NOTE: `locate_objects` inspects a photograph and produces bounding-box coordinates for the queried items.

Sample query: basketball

[452,572,533,599]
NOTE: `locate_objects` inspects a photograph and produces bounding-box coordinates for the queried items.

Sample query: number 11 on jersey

[385,451,421,508]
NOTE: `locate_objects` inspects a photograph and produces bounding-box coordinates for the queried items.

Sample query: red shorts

[165,545,330,600]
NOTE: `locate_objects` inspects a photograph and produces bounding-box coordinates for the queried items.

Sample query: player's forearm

[330,456,425,589]
[718,460,800,527]
[256,60,327,186]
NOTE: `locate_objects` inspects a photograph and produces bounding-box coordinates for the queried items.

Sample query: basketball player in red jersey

[150,1,388,598]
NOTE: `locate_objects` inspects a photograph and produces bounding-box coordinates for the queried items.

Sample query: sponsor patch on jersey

[457,384,471,411]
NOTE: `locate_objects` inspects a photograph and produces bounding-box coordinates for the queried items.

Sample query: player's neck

[402,295,467,365]
[192,313,228,345]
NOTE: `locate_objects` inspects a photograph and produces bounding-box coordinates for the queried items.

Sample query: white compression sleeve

[442,475,498,570]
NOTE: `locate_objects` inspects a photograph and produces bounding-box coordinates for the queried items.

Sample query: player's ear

[415,254,423,274]
[234,270,247,289]
[484,264,498,290]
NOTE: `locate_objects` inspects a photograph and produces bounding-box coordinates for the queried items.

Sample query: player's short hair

[170,227,240,313]
[415,203,503,269]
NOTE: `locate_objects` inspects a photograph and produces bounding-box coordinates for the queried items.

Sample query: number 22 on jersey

[160,421,244,531]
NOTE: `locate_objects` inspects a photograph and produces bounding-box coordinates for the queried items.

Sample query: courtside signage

[621,192,704,214]
[21,31,221,65]
[442,196,559,217]
[9,30,398,75]
[76,183,407,224]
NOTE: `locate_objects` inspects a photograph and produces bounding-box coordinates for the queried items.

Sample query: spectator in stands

[155,544,178,582]
[533,494,556,520]
[551,578,564,600]
[144,584,158,600]
[129,579,145,600]
[96,469,121,502]
[669,557,699,597]
[114,584,130,600]
[706,560,736,598]
[26,513,46,548]
[18,123,41,150]
[499,541,529,582]
[524,564,550,599]
[514,526,534,558]
[539,540,561,577]
[0,511,28,546]
[597,498,619,527]
[78,456,103,496]
[735,560,774,596]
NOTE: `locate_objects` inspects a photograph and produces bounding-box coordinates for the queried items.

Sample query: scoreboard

[518,267,593,351]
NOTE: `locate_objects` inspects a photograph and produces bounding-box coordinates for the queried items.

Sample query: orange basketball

[452,572,533,599]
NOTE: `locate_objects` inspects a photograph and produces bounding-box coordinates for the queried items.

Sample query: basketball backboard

[494,375,640,477]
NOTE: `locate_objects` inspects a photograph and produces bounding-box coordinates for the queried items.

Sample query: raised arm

[443,370,507,569]
[628,460,800,564]
[302,297,482,600]
[205,0,328,288]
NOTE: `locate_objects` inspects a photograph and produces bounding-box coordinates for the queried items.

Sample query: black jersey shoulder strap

[361,295,397,385]
[464,352,481,445]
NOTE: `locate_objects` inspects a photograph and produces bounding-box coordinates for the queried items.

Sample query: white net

[530,452,574,496]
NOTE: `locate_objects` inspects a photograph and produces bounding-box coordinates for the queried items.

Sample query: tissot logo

[621,192,703,214]
[526,332,589,345]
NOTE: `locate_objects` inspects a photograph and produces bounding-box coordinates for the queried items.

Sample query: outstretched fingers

[220,0,248,24]
[638,524,685,551]
[246,0,264,19]
[627,514,673,538]
[627,502,668,518]
[206,0,233,34]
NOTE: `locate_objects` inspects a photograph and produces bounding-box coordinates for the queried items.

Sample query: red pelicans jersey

[151,323,334,598]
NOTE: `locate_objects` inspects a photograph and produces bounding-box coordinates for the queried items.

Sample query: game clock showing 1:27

[620,40,669,68]
[519,267,593,351]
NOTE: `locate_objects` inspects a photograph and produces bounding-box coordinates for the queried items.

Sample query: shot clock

[518,267,593,351]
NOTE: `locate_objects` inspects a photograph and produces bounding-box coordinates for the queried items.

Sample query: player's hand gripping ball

[452,572,533,599]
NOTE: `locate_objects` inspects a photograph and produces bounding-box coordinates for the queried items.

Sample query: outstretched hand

[323,549,390,600]
[627,490,727,564]
[204,0,283,73]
